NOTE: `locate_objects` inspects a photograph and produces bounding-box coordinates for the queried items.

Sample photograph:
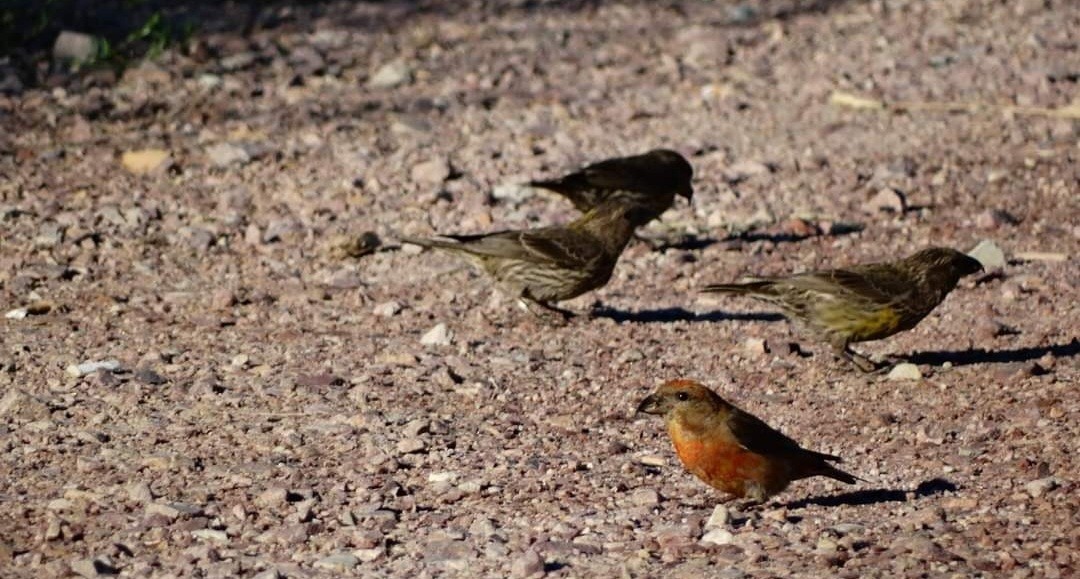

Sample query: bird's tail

[700,280,776,295]
[398,236,461,251]
[803,452,861,485]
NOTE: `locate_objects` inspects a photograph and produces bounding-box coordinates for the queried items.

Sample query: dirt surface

[2,0,1078,577]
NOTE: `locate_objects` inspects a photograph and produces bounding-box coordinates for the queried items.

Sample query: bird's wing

[533,156,648,194]
[788,267,913,306]
[517,228,603,269]
[727,409,808,457]
[437,228,600,268]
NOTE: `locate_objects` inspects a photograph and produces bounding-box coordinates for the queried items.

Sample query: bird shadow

[781,478,958,509]
[590,306,785,324]
[905,339,1079,367]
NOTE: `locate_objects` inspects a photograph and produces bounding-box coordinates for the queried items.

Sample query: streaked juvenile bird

[637,379,858,502]
[400,201,650,321]
[701,247,984,372]
[529,149,694,225]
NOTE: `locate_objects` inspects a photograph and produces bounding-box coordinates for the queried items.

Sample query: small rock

[66,360,122,378]
[373,301,402,317]
[618,349,644,363]
[494,183,535,205]
[629,488,660,506]
[127,482,154,503]
[705,505,730,529]
[397,438,427,454]
[314,553,359,571]
[428,471,458,484]
[355,547,383,562]
[976,209,1019,229]
[220,52,256,71]
[701,528,735,546]
[192,529,229,543]
[420,323,453,346]
[328,232,381,258]
[4,308,28,320]
[1024,477,1058,498]
[887,363,922,381]
[724,160,772,183]
[53,31,98,63]
[866,187,907,214]
[510,548,544,578]
[410,158,451,184]
[256,488,290,508]
[968,239,1006,270]
[368,61,412,88]
[206,142,252,168]
[743,337,769,356]
[638,454,667,467]
[70,557,117,578]
[121,149,172,175]
[145,502,182,520]
[134,368,166,385]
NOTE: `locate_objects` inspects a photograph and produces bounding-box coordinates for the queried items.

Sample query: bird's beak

[636,394,662,415]
[681,186,694,207]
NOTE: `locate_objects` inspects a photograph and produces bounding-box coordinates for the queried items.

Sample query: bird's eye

[675,392,689,401]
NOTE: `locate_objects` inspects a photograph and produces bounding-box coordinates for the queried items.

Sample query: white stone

[968,239,1006,270]
[705,505,730,529]
[887,363,922,381]
[700,528,735,546]
[420,323,453,346]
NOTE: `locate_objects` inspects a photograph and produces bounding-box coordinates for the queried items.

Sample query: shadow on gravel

[591,307,785,324]
[782,478,958,509]
[906,339,1079,367]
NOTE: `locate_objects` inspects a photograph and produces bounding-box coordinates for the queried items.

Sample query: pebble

[70,557,117,578]
[968,239,1006,270]
[127,482,154,503]
[373,301,402,317]
[206,142,253,168]
[629,488,660,506]
[1024,477,1058,498]
[66,360,122,378]
[420,323,453,346]
[637,454,667,467]
[53,31,97,62]
[887,363,922,381]
[705,505,730,529]
[976,209,1019,229]
[510,548,544,578]
[368,61,412,88]
[866,187,907,214]
[410,158,451,184]
[397,438,427,454]
[700,528,735,546]
[493,183,535,205]
[192,529,228,543]
[744,337,769,356]
[121,149,172,175]
[314,553,360,571]
[256,487,290,508]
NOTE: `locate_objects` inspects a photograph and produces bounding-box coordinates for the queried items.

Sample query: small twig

[1013,251,1068,262]
[830,91,1080,119]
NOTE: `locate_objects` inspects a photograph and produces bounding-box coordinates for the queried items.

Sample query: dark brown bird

[529,149,694,225]
[637,379,858,502]
[702,247,984,371]
[400,201,650,321]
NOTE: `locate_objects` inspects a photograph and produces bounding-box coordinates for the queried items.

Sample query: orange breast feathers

[667,424,771,497]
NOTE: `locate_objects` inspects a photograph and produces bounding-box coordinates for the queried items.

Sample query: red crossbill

[637,379,858,502]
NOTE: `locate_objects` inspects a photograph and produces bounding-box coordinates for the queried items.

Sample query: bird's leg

[519,298,575,326]
[832,342,879,373]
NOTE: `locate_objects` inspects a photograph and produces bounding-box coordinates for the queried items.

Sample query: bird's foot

[520,299,575,327]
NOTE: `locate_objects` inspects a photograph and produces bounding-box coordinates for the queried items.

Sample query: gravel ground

[1,0,1078,577]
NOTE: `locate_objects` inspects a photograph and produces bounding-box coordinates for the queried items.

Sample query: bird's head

[908,247,985,278]
[645,149,694,203]
[637,379,729,426]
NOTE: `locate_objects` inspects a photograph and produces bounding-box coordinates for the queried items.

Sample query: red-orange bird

[637,379,858,502]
